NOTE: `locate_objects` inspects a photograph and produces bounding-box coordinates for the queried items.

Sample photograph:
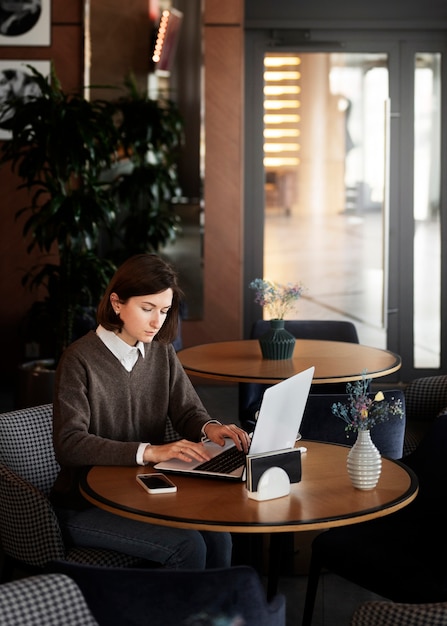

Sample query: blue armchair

[47,561,286,626]
[300,390,406,459]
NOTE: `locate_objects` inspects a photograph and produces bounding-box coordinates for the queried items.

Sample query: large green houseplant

[0,65,118,367]
[1,67,185,379]
[105,76,184,265]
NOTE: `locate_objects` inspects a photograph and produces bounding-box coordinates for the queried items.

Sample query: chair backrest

[0,463,67,568]
[250,319,360,343]
[240,320,360,429]
[0,404,144,574]
[300,390,406,459]
[164,417,182,442]
[0,403,58,495]
[0,574,99,626]
[48,561,286,626]
[351,600,447,626]
[404,375,447,422]
[403,375,447,455]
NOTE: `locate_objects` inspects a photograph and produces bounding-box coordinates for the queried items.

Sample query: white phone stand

[246,466,291,501]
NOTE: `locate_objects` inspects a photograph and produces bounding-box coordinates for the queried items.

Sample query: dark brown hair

[97,254,183,343]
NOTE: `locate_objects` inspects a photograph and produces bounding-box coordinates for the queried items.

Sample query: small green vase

[258,319,296,360]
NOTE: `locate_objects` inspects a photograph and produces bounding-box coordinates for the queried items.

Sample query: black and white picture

[0,60,50,139]
[0,0,50,46]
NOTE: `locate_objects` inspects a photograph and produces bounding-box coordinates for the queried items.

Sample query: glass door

[244,31,447,381]
[263,51,389,349]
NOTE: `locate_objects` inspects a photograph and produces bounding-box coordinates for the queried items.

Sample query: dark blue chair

[239,320,360,431]
[301,413,447,626]
[47,561,286,626]
[300,390,406,460]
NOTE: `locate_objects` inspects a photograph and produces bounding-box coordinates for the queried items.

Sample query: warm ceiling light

[264,57,301,67]
[264,114,301,123]
[152,10,170,63]
[264,86,301,96]
[264,100,301,109]
[264,71,301,81]
[264,143,300,153]
[264,157,301,167]
[264,129,300,138]
[151,8,183,72]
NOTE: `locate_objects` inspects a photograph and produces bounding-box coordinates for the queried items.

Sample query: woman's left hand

[203,423,251,453]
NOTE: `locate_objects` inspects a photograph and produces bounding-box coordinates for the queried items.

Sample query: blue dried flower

[332,374,404,435]
[249,278,304,319]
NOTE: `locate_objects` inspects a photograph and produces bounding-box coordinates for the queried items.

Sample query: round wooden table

[80,441,417,597]
[177,339,401,384]
[80,441,417,533]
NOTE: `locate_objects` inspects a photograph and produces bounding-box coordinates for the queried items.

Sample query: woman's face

[111,289,173,346]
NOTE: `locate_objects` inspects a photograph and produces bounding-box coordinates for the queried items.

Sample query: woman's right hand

[142,439,212,465]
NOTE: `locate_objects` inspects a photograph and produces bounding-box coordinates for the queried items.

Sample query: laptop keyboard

[195,446,246,474]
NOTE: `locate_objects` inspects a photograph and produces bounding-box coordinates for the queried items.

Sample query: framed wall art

[0,0,51,46]
[0,59,50,139]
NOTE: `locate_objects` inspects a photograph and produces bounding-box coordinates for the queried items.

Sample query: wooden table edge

[180,362,402,385]
[79,462,418,534]
[177,340,402,384]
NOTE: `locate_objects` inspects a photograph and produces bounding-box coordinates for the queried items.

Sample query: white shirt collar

[96,325,145,372]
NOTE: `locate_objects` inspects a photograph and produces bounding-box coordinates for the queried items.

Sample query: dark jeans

[55,505,232,569]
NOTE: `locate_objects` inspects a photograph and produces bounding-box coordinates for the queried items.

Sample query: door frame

[244,28,447,382]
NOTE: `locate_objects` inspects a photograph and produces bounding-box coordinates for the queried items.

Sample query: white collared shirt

[96,325,148,464]
[96,324,145,372]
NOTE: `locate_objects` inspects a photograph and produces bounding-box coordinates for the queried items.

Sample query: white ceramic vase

[346,429,382,490]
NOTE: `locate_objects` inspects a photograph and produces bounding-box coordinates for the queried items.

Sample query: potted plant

[104,75,184,265]
[1,66,186,405]
[0,64,118,403]
[332,376,404,489]
[249,278,305,360]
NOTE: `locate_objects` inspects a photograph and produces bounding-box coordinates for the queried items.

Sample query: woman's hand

[203,423,251,453]
[143,439,213,465]
[142,423,250,465]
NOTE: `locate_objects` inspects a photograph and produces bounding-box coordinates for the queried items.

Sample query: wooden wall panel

[89,0,152,100]
[51,25,84,91]
[52,0,83,23]
[204,1,243,24]
[182,0,244,346]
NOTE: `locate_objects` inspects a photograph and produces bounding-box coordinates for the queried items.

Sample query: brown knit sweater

[52,331,211,506]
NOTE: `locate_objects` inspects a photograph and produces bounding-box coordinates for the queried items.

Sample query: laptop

[155,365,315,481]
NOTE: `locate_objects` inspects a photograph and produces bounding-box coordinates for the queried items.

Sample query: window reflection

[413,52,441,368]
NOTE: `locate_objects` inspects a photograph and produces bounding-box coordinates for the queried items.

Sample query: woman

[52,253,250,569]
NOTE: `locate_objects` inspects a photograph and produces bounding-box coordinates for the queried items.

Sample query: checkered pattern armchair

[0,573,99,626]
[403,374,447,456]
[351,600,447,626]
[0,404,145,581]
[164,417,182,442]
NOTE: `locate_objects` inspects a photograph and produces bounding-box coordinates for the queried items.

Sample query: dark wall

[245,0,447,22]
[173,0,201,202]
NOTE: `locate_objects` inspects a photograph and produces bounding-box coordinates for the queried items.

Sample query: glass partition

[263,52,389,347]
[413,52,441,368]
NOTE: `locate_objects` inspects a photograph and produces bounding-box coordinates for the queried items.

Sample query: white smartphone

[136,473,177,494]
